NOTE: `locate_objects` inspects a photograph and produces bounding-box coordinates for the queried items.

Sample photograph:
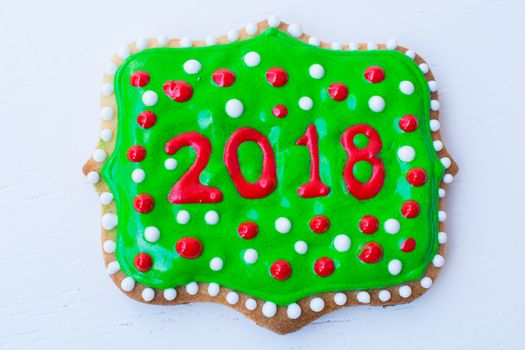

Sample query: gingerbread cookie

[83,17,457,334]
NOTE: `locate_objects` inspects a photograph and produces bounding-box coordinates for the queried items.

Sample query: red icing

[328,83,349,101]
[364,66,385,83]
[163,80,193,102]
[272,104,288,118]
[359,242,383,263]
[224,127,277,199]
[212,69,235,87]
[127,145,146,162]
[296,125,330,198]
[133,194,155,213]
[134,252,153,272]
[407,168,427,186]
[175,237,203,259]
[137,111,157,129]
[314,257,335,277]
[270,260,292,280]
[130,71,150,87]
[341,124,385,200]
[401,238,416,252]
[165,132,223,203]
[265,67,288,87]
[399,114,418,132]
[401,200,420,218]
[238,222,258,240]
[309,215,330,234]
[359,215,379,234]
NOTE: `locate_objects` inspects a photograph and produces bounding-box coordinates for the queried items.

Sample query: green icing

[102,28,444,305]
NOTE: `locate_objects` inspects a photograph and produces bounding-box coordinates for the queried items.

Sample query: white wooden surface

[1,0,524,348]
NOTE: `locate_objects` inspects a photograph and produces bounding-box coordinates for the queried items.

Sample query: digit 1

[296,124,330,198]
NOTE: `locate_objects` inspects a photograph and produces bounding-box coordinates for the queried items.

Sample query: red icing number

[296,125,330,198]
[224,127,277,199]
[341,124,385,200]
[165,132,223,203]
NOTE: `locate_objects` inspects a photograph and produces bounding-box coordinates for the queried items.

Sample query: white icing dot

[308,37,321,47]
[430,119,441,132]
[443,174,454,184]
[421,277,433,289]
[101,83,113,96]
[144,226,160,243]
[121,277,135,292]
[367,42,377,50]
[100,128,112,142]
[432,254,445,267]
[180,37,192,48]
[205,35,217,46]
[397,146,416,163]
[243,51,261,67]
[131,168,146,183]
[245,23,258,35]
[309,64,325,79]
[438,232,448,244]
[106,62,118,76]
[208,283,220,297]
[103,240,116,254]
[294,241,308,254]
[334,293,347,306]
[183,59,201,74]
[419,63,430,74]
[142,90,158,106]
[185,282,198,295]
[243,249,258,264]
[287,23,303,38]
[100,106,113,121]
[287,303,302,319]
[245,298,257,310]
[204,210,219,225]
[333,234,351,252]
[378,290,391,302]
[428,80,438,92]
[441,157,452,169]
[164,288,177,301]
[439,210,448,222]
[399,81,415,95]
[226,291,239,304]
[93,149,107,163]
[439,188,446,198]
[368,96,385,112]
[331,42,343,50]
[267,15,281,28]
[102,213,118,230]
[405,50,416,59]
[431,100,441,111]
[348,42,358,51]
[386,38,398,50]
[86,171,100,184]
[388,259,403,276]
[176,210,190,224]
[117,46,131,60]
[262,301,277,317]
[136,37,148,51]
[227,29,239,42]
[275,217,292,233]
[100,192,113,205]
[164,158,178,170]
[309,297,325,312]
[157,35,169,47]
[384,218,400,234]
[399,285,412,298]
[107,261,120,275]
[433,140,444,151]
[356,291,370,304]
[225,99,244,118]
[142,288,155,302]
[210,257,224,271]
[298,96,313,111]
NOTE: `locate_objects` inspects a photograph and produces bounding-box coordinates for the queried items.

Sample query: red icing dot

[137,111,157,129]
[176,237,203,259]
[270,260,292,280]
[237,222,258,240]
[272,104,288,118]
[399,115,418,132]
[134,252,153,272]
[328,83,349,101]
[314,257,335,277]
[401,200,420,218]
[130,71,150,87]
[212,69,236,87]
[364,66,385,83]
[309,215,330,234]
[163,80,193,102]
[359,215,379,234]
[266,67,288,87]
[407,168,427,186]
[127,145,146,162]
[401,238,416,252]
[359,242,383,263]
[133,194,155,213]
